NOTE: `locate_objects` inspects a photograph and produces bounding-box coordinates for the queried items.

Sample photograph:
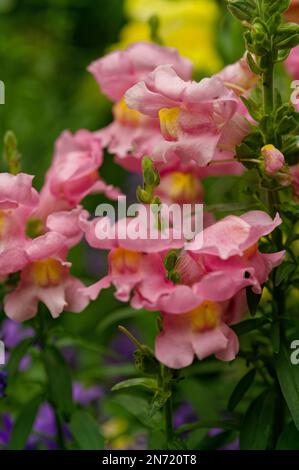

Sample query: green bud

[142,156,153,172]
[136,186,153,204]
[3,130,21,175]
[153,170,160,187]
[169,271,181,284]
[144,168,155,186]
[164,250,178,271]
[151,196,161,206]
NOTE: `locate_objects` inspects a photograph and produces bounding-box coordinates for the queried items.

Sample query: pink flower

[89,42,192,172]
[285,46,299,80]
[81,211,284,316]
[0,173,39,276]
[289,163,299,199]
[88,42,192,102]
[215,56,259,95]
[36,130,120,219]
[125,65,248,167]
[4,229,90,322]
[261,145,285,175]
[156,292,246,369]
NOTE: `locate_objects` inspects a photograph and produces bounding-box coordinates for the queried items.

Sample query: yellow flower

[115,0,222,73]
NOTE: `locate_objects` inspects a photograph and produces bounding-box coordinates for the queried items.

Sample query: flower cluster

[0,40,289,371]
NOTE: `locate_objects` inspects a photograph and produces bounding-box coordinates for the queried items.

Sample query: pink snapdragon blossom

[89,42,193,172]
[81,211,284,314]
[261,145,285,175]
[215,56,259,95]
[156,291,247,369]
[36,130,120,219]
[0,173,39,276]
[125,65,249,167]
[88,42,192,101]
[4,228,90,322]
[285,46,299,79]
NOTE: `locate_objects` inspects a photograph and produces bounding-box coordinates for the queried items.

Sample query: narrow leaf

[70,411,104,450]
[112,377,158,392]
[275,342,299,430]
[228,369,256,411]
[8,396,42,450]
[44,346,73,419]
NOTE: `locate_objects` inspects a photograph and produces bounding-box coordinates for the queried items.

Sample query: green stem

[262,65,274,117]
[164,395,173,444]
[161,365,173,446]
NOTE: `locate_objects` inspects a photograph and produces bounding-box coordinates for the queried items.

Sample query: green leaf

[232,317,269,336]
[112,377,158,392]
[246,287,262,317]
[276,422,299,450]
[228,369,256,411]
[275,262,296,286]
[70,410,104,450]
[275,342,299,430]
[43,346,73,420]
[8,395,42,450]
[6,337,33,376]
[246,53,262,75]
[241,96,261,121]
[240,389,276,450]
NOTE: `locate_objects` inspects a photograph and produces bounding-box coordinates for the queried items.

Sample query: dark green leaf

[8,395,42,450]
[70,410,104,450]
[276,422,299,450]
[275,262,296,286]
[228,369,256,411]
[246,287,262,317]
[232,317,269,336]
[44,346,73,420]
[275,342,299,430]
[240,389,276,450]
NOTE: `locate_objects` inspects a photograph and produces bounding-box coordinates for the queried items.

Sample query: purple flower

[0,319,34,349]
[0,371,8,398]
[0,413,12,447]
[174,402,198,430]
[72,382,104,405]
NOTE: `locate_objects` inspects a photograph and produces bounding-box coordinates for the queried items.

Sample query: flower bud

[261,144,285,175]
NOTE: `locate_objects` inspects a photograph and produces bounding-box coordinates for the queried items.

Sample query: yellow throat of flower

[188,300,221,332]
[113,98,143,126]
[159,107,181,140]
[110,248,142,275]
[166,171,202,203]
[29,258,65,287]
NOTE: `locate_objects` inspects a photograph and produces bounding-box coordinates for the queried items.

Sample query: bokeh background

[1,0,287,450]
